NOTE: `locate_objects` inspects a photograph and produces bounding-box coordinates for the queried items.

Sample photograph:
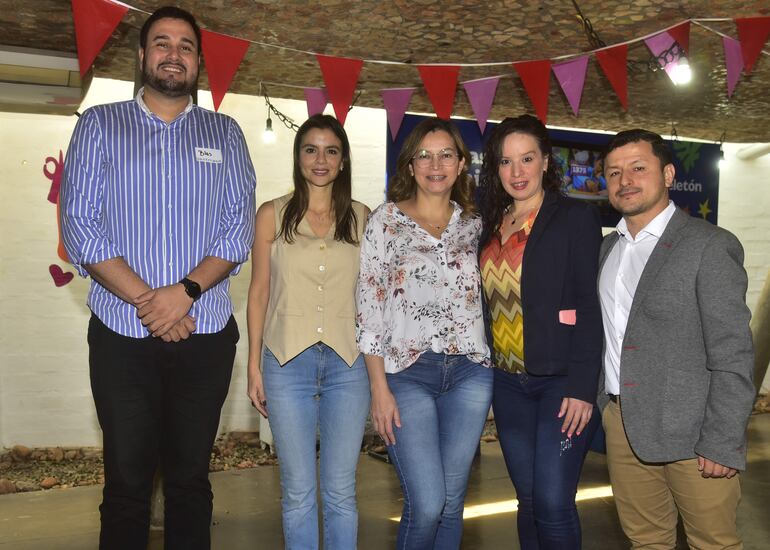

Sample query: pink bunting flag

[462,77,500,134]
[722,36,744,98]
[381,88,414,140]
[304,87,328,117]
[552,56,589,117]
[71,0,128,77]
[316,54,364,126]
[200,29,250,112]
[644,32,681,82]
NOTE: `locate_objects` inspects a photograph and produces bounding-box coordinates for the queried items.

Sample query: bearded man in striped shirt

[60,6,256,549]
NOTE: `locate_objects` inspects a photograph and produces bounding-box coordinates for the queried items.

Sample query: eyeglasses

[412,148,460,167]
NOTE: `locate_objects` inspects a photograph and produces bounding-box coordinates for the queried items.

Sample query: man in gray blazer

[597,129,754,549]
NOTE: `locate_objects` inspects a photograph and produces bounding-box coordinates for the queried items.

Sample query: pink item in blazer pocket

[559,309,577,325]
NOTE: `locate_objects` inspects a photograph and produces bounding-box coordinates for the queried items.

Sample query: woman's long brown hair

[277,114,360,244]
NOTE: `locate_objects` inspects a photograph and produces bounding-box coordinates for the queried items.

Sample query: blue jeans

[386,352,494,550]
[262,344,370,550]
[493,369,599,550]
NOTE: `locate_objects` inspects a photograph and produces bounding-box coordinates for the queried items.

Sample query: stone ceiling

[3,0,770,141]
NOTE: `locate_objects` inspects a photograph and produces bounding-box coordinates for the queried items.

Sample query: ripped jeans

[492,369,599,550]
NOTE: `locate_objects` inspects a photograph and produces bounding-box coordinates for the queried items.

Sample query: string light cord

[260,83,300,132]
[570,0,686,74]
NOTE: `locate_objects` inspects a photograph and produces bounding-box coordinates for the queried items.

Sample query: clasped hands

[134,284,195,342]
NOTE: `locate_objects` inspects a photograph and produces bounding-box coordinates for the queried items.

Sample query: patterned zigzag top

[480,210,538,373]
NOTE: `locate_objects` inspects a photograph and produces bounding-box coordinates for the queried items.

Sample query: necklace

[416,212,451,231]
[505,194,544,226]
[504,204,520,225]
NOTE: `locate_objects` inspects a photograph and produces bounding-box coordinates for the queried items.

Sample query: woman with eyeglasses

[356,118,492,550]
[478,114,602,549]
[247,114,371,550]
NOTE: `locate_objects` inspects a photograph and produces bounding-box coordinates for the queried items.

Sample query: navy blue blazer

[482,190,603,402]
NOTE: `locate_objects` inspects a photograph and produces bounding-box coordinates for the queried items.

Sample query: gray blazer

[598,208,755,470]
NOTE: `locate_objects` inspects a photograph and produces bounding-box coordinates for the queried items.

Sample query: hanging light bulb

[716,132,726,170]
[263,113,276,144]
[670,57,692,85]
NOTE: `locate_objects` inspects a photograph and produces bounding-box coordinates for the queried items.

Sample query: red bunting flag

[71,0,128,77]
[200,30,250,112]
[316,55,364,126]
[667,21,691,56]
[595,45,628,111]
[735,17,770,75]
[417,65,461,120]
[513,59,552,124]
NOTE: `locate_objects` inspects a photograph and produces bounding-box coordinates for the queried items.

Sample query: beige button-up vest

[263,193,366,366]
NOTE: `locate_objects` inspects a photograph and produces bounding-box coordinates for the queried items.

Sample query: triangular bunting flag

[316,55,363,126]
[595,45,629,110]
[381,88,414,140]
[667,22,691,56]
[735,16,770,74]
[200,29,250,112]
[71,0,128,77]
[722,36,745,98]
[644,31,681,82]
[462,77,500,134]
[417,65,460,120]
[304,88,329,117]
[513,59,551,124]
[552,56,589,117]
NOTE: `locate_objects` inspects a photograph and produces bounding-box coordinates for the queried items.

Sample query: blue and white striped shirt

[61,89,257,338]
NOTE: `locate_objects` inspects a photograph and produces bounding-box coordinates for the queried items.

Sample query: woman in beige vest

[247,114,370,550]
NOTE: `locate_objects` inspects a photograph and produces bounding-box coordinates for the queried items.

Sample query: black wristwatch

[180,277,202,301]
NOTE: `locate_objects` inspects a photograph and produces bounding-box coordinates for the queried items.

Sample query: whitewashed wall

[715,143,770,320]
[0,77,767,447]
[0,78,386,447]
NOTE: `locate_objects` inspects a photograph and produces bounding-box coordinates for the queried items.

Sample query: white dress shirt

[599,201,676,395]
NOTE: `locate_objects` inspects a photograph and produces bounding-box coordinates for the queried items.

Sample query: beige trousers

[602,400,742,550]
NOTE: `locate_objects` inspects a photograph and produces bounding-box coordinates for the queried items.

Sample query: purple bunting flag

[462,77,500,134]
[304,87,329,117]
[722,36,744,98]
[552,56,589,117]
[381,88,414,140]
[644,32,679,81]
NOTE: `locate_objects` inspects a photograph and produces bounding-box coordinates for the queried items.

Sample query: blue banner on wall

[386,114,720,227]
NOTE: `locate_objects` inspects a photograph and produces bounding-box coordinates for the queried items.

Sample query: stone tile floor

[1,414,768,549]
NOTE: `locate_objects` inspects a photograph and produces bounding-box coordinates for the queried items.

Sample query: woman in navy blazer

[478,115,603,549]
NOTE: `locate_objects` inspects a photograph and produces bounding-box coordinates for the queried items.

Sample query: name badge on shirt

[195,147,223,164]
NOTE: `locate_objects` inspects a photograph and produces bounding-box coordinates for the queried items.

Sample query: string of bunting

[71,0,770,137]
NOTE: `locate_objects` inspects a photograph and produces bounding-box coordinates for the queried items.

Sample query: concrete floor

[1,414,769,549]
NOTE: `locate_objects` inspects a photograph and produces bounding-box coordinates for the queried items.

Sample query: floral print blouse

[356,201,491,373]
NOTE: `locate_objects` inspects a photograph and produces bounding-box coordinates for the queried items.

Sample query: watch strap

[180,277,202,301]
